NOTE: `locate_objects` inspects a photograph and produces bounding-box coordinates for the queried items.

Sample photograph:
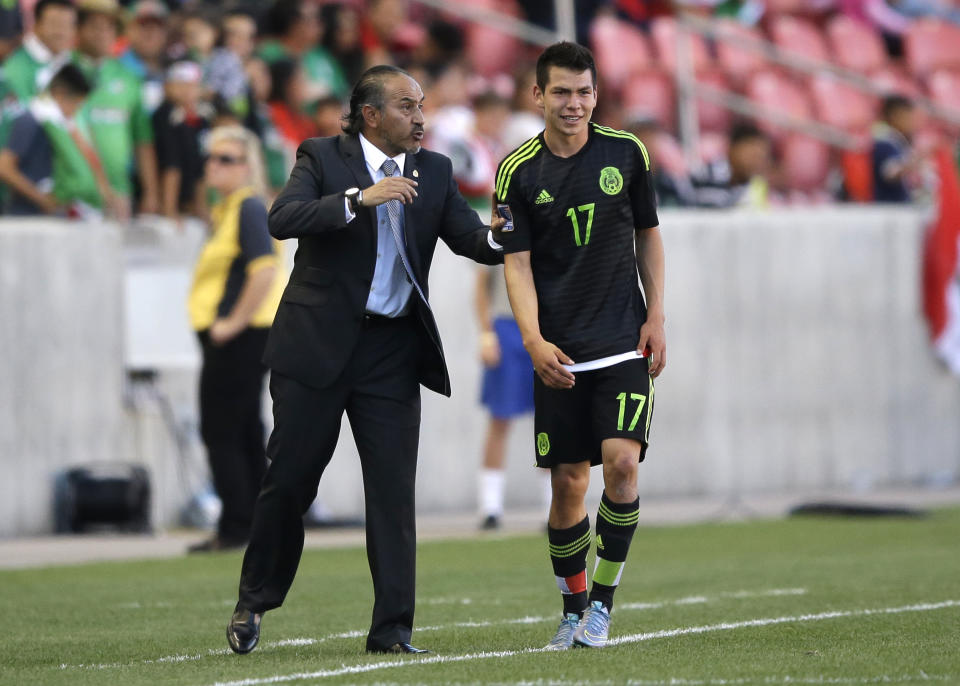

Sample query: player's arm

[635,225,666,377]
[504,250,575,389]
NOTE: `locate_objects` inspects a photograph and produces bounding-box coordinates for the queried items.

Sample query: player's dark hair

[341,65,411,135]
[536,41,597,91]
[882,94,913,120]
[729,121,766,146]
[34,0,75,23]
[48,63,92,98]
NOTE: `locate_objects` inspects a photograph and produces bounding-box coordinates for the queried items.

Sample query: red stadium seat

[648,132,688,177]
[715,20,767,86]
[695,70,734,133]
[650,16,711,74]
[810,74,876,133]
[779,134,831,192]
[770,15,830,64]
[764,0,807,15]
[465,0,522,77]
[927,69,960,118]
[589,15,653,92]
[826,15,888,74]
[904,19,960,77]
[622,69,675,130]
[746,70,814,137]
[870,66,923,98]
[698,131,729,164]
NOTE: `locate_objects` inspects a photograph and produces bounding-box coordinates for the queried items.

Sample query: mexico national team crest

[599,166,623,195]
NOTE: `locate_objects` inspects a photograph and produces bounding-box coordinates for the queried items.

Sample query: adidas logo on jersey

[535,189,554,204]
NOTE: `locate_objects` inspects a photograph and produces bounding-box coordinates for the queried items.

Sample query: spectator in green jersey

[258,0,348,104]
[0,63,91,215]
[74,0,159,215]
[0,0,76,103]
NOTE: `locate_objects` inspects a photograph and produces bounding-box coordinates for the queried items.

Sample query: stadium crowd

[0,0,957,220]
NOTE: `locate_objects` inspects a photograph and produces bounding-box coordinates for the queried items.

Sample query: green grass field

[2,509,959,686]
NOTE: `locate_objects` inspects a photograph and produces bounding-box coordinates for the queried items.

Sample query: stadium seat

[826,15,888,74]
[763,0,808,15]
[870,66,923,98]
[715,20,767,87]
[746,70,814,137]
[698,131,729,164]
[779,134,831,192]
[650,16,711,74]
[810,74,876,133]
[769,15,830,64]
[904,19,960,77]
[695,70,734,133]
[622,69,675,130]
[927,69,960,118]
[648,132,688,177]
[589,15,653,92]
[465,0,523,77]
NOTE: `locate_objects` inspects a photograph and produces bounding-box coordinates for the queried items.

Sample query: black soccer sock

[588,493,640,612]
[548,516,590,616]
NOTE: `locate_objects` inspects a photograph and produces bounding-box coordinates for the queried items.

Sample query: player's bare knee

[551,467,588,503]
[603,453,638,495]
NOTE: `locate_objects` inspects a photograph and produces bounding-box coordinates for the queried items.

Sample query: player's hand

[527,339,575,389]
[479,331,501,367]
[637,312,666,378]
[361,176,418,206]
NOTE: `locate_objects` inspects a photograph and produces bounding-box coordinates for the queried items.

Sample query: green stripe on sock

[549,530,591,557]
[592,558,625,587]
[598,501,639,526]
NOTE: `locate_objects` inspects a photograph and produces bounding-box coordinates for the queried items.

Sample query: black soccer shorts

[532,356,654,467]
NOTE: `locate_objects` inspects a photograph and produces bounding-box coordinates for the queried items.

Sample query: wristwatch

[345,187,363,212]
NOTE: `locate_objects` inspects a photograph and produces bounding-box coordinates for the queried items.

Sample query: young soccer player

[495,41,666,649]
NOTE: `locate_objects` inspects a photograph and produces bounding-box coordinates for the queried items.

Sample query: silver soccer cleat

[544,612,580,650]
[573,600,610,648]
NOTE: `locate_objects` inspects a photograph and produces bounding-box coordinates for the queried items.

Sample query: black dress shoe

[367,642,430,654]
[226,604,262,654]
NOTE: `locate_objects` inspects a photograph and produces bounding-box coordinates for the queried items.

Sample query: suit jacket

[264,133,503,396]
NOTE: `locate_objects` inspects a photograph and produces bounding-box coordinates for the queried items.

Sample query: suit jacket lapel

[402,151,423,277]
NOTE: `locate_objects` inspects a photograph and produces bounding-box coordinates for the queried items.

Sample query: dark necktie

[380,159,428,306]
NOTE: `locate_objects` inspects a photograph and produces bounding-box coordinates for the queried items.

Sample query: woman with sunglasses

[186,125,287,553]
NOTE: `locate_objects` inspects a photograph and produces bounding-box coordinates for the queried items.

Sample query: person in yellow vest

[187,125,287,553]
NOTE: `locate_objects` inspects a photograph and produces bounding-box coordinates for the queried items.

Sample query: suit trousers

[238,314,422,649]
[198,327,269,544]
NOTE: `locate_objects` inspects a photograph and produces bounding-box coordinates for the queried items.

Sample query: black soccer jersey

[496,122,659,361]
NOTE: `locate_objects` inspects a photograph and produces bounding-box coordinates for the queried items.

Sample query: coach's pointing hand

[362,176,418,206]
[527,339,576,389]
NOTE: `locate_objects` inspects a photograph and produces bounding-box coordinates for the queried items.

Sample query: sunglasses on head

[208,153,246,166]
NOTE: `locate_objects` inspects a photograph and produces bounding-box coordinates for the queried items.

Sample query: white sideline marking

[202,600,960,686]
[424,676,956,685]
[59,588,802,672]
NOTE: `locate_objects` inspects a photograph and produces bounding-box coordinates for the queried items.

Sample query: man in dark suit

[226,65,506,656]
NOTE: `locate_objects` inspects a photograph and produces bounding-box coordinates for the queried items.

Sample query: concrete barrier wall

[0,220,124,537]
[2,207,959,536]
